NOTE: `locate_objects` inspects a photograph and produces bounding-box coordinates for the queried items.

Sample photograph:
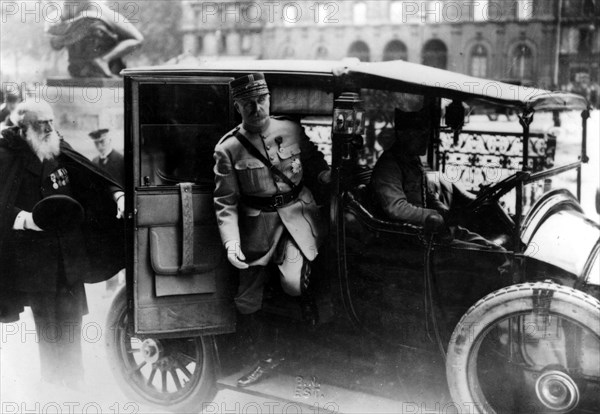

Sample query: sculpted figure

[46,1,143,78]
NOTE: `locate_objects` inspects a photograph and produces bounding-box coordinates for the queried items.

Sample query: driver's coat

[213,117,327,265]
[371,150,447,225]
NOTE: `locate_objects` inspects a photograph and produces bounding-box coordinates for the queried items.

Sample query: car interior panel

[132,79,237,335]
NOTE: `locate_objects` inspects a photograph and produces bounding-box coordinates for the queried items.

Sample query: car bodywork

[107,59,599,413]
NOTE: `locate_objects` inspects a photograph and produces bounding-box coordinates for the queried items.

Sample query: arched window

[470,44,488,77]
[353,2,367,25]
[383,40,408,61]
[347,40,371,62]
[510,44,534,80]
[422,39,447,69]
[315,45,329,59]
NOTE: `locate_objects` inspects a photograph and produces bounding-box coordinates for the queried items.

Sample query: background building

[181,0,264,59]
[181,0,599,93]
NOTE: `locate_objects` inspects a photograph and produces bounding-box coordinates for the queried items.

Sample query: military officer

[213,72,330,387]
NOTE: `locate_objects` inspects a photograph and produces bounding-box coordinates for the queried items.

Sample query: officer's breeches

[235,237,309,314]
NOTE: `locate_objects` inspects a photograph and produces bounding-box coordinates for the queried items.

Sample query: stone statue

[46,1,143,78]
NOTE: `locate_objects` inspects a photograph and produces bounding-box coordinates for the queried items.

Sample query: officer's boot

[237,310,283,387]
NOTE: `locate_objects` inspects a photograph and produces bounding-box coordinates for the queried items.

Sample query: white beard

[26,128,60,161]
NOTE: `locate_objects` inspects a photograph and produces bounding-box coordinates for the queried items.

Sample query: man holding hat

[89,128,124,186]
[0,100,125,389]
[213,73,330,387]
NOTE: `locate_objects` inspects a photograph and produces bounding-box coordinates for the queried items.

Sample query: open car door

[127,76,237,336]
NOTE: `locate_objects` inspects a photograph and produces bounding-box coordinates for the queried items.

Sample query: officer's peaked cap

[230,73,270,101]
[89,128,109,140]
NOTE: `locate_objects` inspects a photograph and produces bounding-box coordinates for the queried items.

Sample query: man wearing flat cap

[0,100,125,389]
[213,73,331,387]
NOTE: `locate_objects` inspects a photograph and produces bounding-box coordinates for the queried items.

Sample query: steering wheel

[467,171,531,212]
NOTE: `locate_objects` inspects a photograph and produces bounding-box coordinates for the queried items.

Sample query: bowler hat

[32,195,84,231]
[89,128,109,140]
[230,73,270,100]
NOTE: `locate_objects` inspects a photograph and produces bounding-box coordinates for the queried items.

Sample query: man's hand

[225,240,249,269]
[14,211,43,231]
[319,169,332,184]
[113,191,125,219]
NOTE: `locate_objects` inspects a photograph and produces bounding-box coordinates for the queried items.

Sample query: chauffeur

[213,73,330,387]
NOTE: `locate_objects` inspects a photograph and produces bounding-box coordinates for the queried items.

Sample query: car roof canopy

[122,59,347,76]
[124,59,589,112]
[345,60,589,112]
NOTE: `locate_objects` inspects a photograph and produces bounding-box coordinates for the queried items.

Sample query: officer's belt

[241,182,304,211]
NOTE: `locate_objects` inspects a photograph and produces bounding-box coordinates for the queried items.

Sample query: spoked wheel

[106,288,217,412]
[447,282,600,414]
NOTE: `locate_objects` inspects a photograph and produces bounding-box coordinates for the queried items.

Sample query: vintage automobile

[105,59,600,413]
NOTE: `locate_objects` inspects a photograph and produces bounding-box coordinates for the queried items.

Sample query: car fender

[524,208,599,285]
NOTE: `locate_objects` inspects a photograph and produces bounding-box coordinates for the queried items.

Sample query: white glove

[114,191,125,219]
[225,240,249,269]
[15,211,43,231]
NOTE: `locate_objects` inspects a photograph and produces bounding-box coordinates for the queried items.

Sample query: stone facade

[180,0,599,89]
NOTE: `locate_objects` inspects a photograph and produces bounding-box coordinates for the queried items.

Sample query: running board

[217,371,402,414]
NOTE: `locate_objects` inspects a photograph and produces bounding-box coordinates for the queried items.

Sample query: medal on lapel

[50,168,70,189]
[291,158,302,175]
[50,173,59,189]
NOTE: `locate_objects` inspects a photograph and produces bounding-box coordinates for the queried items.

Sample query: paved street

[1,111,598,413]
[1,281,283,414]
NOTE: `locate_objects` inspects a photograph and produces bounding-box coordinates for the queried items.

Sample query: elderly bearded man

[213,73,330,387]
[0,100,125,389]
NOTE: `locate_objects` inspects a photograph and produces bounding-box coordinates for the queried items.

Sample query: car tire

[446,281,600,414]
[105,287,217,412]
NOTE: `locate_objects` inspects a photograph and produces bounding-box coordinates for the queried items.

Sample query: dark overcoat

[92,149,124,185]
[0,127,125,321]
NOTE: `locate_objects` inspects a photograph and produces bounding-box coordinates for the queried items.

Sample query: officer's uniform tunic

[214,117,328,313]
